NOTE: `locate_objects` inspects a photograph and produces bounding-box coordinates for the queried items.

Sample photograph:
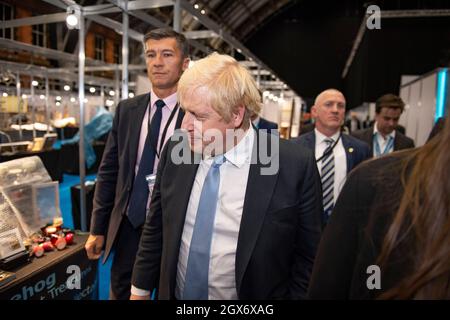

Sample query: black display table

[0,148,63,182]
[0,234,98,300]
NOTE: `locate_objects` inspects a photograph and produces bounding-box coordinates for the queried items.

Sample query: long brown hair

[377,117,450,299]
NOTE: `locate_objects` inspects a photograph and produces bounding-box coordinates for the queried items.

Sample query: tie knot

[155,99,165,109]
[325,138,334,145]
[212,155,226,168]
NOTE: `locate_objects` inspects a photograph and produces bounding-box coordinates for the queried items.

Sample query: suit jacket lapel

[175,108,185,129]
[341,135,354,173]
[168,151,200,296]
[393,134,401,151]
[235,130,279,295]
[129,93,151,177]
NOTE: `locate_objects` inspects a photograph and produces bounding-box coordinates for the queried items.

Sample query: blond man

[130,53,322,300]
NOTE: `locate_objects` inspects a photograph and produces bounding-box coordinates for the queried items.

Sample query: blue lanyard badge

[373,133,394,157]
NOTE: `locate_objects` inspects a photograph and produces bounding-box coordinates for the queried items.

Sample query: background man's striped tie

[321,138,335,224]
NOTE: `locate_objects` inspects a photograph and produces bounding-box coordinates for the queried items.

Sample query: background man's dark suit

[90,92,184,264]
[293,131,371,175]
[131,130,323,299]
[256,117,278,130]
[308,151,415,299]
[351,126,415,155]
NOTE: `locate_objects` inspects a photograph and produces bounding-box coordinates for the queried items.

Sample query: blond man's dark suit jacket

[131,129,323,299]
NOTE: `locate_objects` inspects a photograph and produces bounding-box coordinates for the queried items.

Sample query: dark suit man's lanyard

[148,102,180,159]
[315,133,342,163]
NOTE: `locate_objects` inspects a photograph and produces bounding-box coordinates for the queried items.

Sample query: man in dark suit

[293,89,370,226]
[253,116,278,130]
[130,53,322,300]
[352,94,415,157]
[84,28,189,300]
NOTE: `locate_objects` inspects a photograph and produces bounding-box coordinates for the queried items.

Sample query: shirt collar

[224,126,254,168]
[314,128,340,145]
[374,122,396,140]
[150,90,178,112]
[203,125,254,169]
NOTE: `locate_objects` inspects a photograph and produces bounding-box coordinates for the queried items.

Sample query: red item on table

[42,241,54,251]
[33,245,44,258]
[55,236,66,250]
[65,233,74,245]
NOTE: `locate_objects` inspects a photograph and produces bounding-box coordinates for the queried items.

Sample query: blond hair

[178,52,261,129]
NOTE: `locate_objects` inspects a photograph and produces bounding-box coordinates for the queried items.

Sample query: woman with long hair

[308,117,449,299]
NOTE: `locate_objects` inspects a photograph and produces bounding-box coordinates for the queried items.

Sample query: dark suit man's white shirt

[373,121,395,157]
[135,90,179,176]
[314,128,347,203]
[175,127,254,300]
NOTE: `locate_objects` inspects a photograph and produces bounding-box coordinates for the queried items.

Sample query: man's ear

[311,105,318,119]
[232,104,246,128]
[182,58,190,71]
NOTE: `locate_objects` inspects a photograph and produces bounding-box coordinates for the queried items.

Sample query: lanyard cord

[316,133,342,163]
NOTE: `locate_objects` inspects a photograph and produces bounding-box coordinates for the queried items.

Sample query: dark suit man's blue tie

[127,99,165,228]
[183,155,226,300]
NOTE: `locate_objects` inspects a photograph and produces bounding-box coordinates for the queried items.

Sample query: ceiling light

[39,95,45,100]
[66,14,78,28]
[55,101,61,106]
[128,92,134,98]
[89,87,96,93]
[194,4,199,9]
[2,92,8,97]
[32,80,39,87]
[109,90,115,96]
[64,85,71,91]
[201,9,206,14]
[66,5,80,30]
[21,94,27,99]
[56,96,62,101]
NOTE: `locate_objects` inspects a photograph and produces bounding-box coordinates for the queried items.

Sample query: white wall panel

[417,73,437,146]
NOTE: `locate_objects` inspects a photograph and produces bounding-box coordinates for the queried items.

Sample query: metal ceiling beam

[38,1,150,42]
[342,9,450,78]
[240,60,258,68]
[250,70,270,76]
[0,12,68,28]
[88,14,144,42]
[127,0,173,11]
[106,0,210,54]
[56,64,146,72]
[0,60,116,87]
[178,0,285,90]
[381,9,450,18]
[184,30,219,39]
[0,38,116,66]
[0,1,174,28]
[38,0,209,54]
